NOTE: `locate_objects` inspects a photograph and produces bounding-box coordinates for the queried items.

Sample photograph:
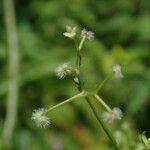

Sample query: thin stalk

[76,50,81,68]
[2,0,20,141]
[93,94,111,112]
[85,97,119,150]
[76,36,86,68]
[44,91,86,114]
[94,74,113,93]
[78,36,86,51]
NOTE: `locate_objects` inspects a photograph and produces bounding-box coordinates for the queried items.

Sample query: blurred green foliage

[0,0,150,149]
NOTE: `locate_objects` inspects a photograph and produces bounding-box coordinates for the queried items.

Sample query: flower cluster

[32,25,124,133]
[63,25,94,40]
[31,108,50,128]
[102,107,123,123]
[112,64,123,79]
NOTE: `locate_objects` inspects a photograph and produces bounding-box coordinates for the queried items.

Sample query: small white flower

[55,62,72,79]
[31,108,50,128]
[81,29,94,40]
[112,64,123,79]
[102,107,123,123]
[63,26,76,39]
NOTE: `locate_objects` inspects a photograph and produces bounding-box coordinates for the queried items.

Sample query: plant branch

[76,36,86,68]
[93,94,111,112]
[75,82,119,150]
[85,97,119,150]
[45,91,86,114]
[94,74,113,93]
[78,36,86,51]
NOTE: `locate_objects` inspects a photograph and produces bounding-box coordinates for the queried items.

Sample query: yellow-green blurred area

[0,0,150,149]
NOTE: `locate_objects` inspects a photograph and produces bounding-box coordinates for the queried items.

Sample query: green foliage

[0,0,149,149]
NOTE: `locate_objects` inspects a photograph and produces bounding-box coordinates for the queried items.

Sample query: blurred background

[0,0,150,149]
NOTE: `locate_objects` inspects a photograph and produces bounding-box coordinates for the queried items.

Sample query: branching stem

[44,91,87,115]
[74,36,120,150]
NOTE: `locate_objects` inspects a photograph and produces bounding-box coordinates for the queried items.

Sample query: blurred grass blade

[2,0,20,142]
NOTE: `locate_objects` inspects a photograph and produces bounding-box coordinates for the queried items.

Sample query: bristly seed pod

[55,62,72,79]
[31,108,50,128]
[102,107,123,123]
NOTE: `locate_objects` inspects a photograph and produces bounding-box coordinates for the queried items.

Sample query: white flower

[102,107,123,123]
[81,29,94,40]
[112,64,123,79]
[31,108,50,128]
[55,62,72,79]
[63,26,76,39]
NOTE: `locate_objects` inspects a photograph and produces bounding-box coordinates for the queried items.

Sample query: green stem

[94,74,113,93]
[76,36,86,68]
[76,50,81,68]
[44,91,86,114]
[78,36,86,51]
[93,94,111,112]
[85,97,119,150]
[75,82,119,150]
